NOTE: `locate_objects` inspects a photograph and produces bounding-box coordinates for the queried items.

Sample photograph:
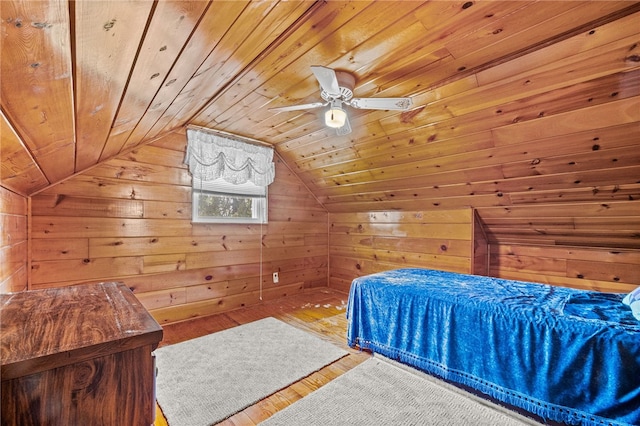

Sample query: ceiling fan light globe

[325,107,347,128]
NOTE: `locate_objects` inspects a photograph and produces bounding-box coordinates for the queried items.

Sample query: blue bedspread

[346,268,640,426]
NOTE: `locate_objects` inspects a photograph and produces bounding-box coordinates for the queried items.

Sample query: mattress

[346,268,640,426]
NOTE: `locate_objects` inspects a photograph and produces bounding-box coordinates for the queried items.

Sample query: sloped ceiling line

[182,1,323,131]
[1,1,639,251]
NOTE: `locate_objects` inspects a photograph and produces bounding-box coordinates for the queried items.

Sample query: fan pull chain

[259,220,263,301]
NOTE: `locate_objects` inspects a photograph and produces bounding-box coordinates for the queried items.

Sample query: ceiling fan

[269,66,412,135]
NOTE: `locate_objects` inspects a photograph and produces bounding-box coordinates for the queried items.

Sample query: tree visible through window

[197,192,254,219]
[192,178,267,224]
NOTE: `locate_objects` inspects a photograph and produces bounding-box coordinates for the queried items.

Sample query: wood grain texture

[0,187,28,293]
[100,0,211,161]
[478,200,640,250]
[0,113,48,195]
[489,244,640,292]
[1,282,162,426]
[72,0,154,171]
[29,131,329,324]
[0,0,75,185]
[0,282,162,379]
[328,209,473,292]
[2,346,157,426]
[1,1,638,303]
[121,0,252,150]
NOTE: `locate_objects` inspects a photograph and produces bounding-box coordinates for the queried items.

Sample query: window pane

[192,189,267,223]
[198,193,254,219]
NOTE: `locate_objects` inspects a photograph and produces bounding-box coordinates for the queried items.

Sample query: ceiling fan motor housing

[321,70,356,101]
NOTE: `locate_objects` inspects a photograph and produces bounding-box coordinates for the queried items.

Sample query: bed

[346,268,640,426]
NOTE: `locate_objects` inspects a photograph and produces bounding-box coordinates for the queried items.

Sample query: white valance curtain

[184,128,275,186]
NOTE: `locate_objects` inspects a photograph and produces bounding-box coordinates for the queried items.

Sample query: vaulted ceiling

[2,1,639,248]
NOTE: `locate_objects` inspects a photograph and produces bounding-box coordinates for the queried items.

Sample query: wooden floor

[153,287,371,426]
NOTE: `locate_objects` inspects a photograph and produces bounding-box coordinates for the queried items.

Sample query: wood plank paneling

[259,4,638,259]
[32,176,193,204]
[1,113,48,195]
[0,186,28,292]
[1,1,639,301]
[477,201,640,250]
[491,97,639,145]
[153,0,318,136]
[489,244,640,293]
[475,9,640,86]
[31,238,88,261]
[328,209,473,292]
[1,0,75,185]
[99,0,211,160]
[30,195,144,218]
[31,256,144,286]
[72,0,155,171]
[30,131,329,324]
[117,1,251,152]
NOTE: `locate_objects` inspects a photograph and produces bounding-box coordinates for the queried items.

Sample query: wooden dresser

[0,282,163,426]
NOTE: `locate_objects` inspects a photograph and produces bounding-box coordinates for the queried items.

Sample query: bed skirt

[346,268,640,426]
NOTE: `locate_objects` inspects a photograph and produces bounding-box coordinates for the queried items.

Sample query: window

[192,178,267,224]
[184,127,274,224]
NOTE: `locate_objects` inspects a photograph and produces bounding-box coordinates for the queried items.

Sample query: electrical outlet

[272,272,279,284]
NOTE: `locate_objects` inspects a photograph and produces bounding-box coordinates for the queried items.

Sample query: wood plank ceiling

[2,1,640,249]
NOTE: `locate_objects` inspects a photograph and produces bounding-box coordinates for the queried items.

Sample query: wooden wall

[472,210,489,276]
[29,131,329,324]
[489,244,639,294]
[328,209,473,292]
[0,186,28,293]
[328,206,638,294]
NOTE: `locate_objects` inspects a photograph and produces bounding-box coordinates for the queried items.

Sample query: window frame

[191,178,268,224]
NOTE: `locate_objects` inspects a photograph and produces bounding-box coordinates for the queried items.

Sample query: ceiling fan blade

[336,114,352,136]
[269,101,326,112]
[349,97,412,110]
[310,65,341,97]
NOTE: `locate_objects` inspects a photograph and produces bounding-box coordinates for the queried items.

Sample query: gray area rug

[155,317,348,426]
[262,355,541,426]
